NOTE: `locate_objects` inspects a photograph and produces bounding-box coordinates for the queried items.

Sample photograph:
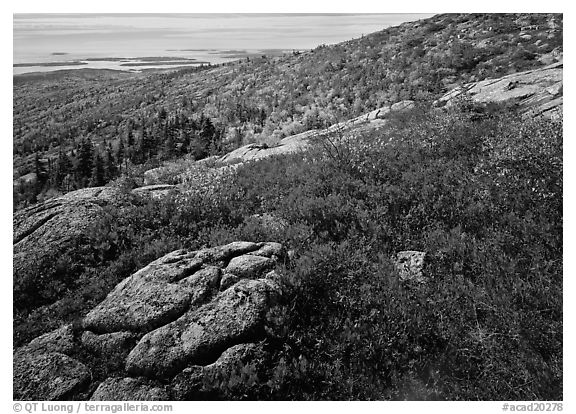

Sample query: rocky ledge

[13,185,178,279]
[14,241,289,400]
[218,100,415,165]
[436,61,563,118]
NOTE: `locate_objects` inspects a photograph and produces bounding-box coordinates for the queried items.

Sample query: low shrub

[14,104,562,400]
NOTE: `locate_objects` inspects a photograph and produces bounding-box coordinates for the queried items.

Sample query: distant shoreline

[12,65,212,81]
[12,49,298,76]
[84,56,198,62]
[14,56,202,68]
[120,61,208,67]
[14,61,87,68]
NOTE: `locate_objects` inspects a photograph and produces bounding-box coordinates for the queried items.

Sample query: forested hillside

[13,13,562,208]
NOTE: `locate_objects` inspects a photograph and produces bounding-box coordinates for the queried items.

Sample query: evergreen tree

[104,146,117,182]
[178,130,189,154]
[34,152,48,187]
[116,138,125,168]
[75,138,94,182]
[163,129,176,159]
[55,150,72,187]
[126,124,134,148]
[198,115,217,156]
[90,153,105,187]
[137,127,151,162]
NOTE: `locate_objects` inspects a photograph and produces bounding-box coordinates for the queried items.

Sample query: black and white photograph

[10,5,564,407]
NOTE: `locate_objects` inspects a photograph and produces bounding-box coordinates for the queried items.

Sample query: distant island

[14,56,210,72]
[14,61,87,67]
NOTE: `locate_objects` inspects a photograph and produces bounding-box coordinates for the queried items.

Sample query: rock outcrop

[172,342,267,399]
[137,101,418,191]
[218,130,316,164]
[218,101,415,166]
[125,276,281,378]
[131,184,178,199]
[436,61,563,118]
[14,241,289,400]
[90,377,169,401]
[13,187,122,278]
[13,350,91,400]
[13,185,178,280]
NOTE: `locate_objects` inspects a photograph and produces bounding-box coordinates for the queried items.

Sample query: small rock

[263,270,284,286]
[91,377,169,401]
[395,251,427,283]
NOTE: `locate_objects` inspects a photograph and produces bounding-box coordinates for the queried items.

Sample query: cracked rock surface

[14,241,288,400]
[436,61,563,118]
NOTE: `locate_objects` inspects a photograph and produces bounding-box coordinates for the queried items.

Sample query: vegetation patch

[14,102,562,400]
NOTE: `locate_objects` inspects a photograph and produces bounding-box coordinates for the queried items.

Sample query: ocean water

[13,13,433,74]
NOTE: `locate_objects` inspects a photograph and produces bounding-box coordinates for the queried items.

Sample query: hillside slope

[14,99,563,400]
[13,13,563,401]
[13,13,562,208]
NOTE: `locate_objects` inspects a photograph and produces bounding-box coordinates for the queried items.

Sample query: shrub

[14,104,562,400]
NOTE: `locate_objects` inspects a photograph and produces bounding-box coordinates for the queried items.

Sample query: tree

[162,128,176,159]
[199,115,216,147]
[116,138,125,169]
[34,152,48,186]
[75,138,94,184]
[137,127,157,162]
[55,150,72,188]
[90,153,105,187]
[126,124,134,148]
[196,115,220,157]
[104,146,117,182]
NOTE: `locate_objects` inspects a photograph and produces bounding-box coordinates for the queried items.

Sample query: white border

[3,2,571,412]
